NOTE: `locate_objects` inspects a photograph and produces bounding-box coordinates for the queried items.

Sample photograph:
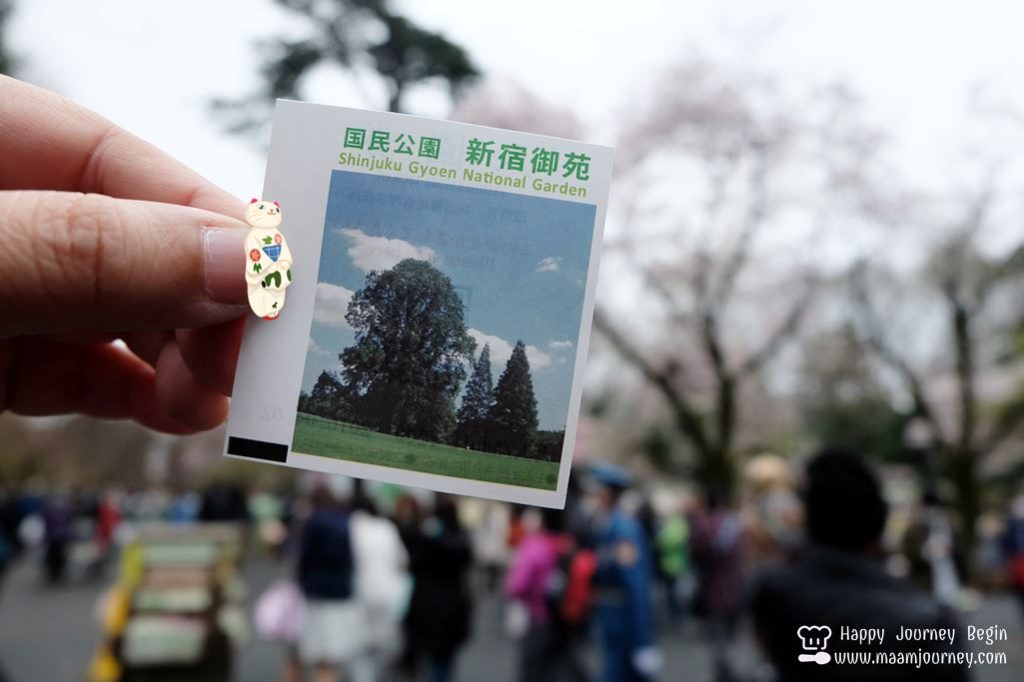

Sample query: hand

[0,75,249,434]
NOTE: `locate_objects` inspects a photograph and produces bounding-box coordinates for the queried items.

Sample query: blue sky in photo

[302,170,597,431]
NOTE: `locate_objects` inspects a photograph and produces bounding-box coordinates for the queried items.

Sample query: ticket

[224,100,612,508]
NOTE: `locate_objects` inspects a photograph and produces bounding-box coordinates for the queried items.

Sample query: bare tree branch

[593,307,712,457]
[850,263,948,451]
[641,260,697,328]
[983,387,1024,453]
[736,275,816,377]
[945,285,977,458]
[714,149,769,306]
[977,241,1024,298]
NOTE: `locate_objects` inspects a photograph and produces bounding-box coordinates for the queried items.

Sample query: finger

[33,331,171,369]
[0,75,243,217]
[0,339,196,435]
[155,337,230,431]
[176,317,246,396]
[38,331,122,345]
[124,330,174,367]
[0,190,249,338]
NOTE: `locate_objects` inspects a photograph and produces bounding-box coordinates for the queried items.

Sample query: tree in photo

[488,341,539,457]
[341,258,475,442]
[534,429,567,463]
[454,343,494,450]
[299,369,353,422]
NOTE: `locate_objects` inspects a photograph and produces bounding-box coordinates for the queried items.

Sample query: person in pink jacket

[505,507,588,682]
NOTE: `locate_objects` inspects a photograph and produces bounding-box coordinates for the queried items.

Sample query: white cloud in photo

[525,346,553,369]
[535,256,561,273]
[338,227,437,273]
[314,283,354,328]
[549,339,574,350]
[468,328,552,369]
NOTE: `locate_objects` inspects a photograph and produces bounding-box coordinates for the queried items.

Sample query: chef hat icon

[797,625,832,651]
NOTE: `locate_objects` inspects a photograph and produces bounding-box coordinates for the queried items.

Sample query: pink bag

[254,580,306,643]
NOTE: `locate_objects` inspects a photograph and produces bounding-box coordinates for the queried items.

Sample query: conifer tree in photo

[488,341,539,458]
[455,344,495,450]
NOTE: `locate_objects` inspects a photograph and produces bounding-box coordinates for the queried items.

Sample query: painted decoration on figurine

[244,199,294,319]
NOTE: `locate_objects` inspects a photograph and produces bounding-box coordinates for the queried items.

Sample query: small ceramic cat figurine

[244,199,294,319]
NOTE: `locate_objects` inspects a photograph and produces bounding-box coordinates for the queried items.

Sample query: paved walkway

[0,554,1021,681]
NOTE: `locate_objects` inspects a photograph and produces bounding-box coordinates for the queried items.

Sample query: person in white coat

[349,494,411,682]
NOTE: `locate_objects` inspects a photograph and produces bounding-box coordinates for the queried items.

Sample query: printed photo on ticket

[224,100,613,508]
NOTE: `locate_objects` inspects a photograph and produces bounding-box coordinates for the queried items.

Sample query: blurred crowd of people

[0,482,258,587]
[249,453,1024,682]
[4,451,1024,682]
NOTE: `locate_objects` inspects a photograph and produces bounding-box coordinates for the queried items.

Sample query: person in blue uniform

[589,464,661,682]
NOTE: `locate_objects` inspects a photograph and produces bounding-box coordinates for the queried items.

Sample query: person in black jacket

[748,447,970,682]
[295,484,360,682]
[403,495,474,682]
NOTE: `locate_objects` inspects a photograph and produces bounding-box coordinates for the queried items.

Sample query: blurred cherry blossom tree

[593,57,889,496]
[851,177,1024,555]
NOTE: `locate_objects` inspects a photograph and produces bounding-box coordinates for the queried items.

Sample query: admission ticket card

[224,100,612,508]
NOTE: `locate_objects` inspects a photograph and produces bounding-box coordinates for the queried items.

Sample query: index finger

[0,75,243,217]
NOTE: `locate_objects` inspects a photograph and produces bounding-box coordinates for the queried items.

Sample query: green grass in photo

[292,413,559,491]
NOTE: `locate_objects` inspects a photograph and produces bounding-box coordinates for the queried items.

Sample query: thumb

[0,190,250,338]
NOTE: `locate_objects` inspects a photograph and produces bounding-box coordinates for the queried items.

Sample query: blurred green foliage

[798,325,909,464]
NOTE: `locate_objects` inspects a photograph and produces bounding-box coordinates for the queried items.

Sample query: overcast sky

[10,0,1023,201]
